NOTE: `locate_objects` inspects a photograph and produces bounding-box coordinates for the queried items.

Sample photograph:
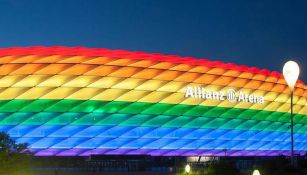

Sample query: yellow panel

[115,90,149,102]
[112,78,144,90]
[66,88,101,100]
[135,80,165,91]
[138,91,171,103]
[199,99,220,107]
[38,75,74,87]
[91,89,127,101]
[0,87,29,100]
[0,75,25,87]
[16,87,53,99]
[88,77,121,88]
[235,101,253,109]
[181,97,202,106]
[62,76,98,87]
[157,81,187,92]
[40,87,78,99]
[12,75,48,87]
[160,93,185,104]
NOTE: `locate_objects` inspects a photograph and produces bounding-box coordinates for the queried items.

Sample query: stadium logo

[185,86,264,104]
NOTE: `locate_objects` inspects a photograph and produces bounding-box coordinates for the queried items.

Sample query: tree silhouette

[0,132,32,175]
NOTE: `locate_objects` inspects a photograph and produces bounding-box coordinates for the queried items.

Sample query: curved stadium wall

[0,46,306,156]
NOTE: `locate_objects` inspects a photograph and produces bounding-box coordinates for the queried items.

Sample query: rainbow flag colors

[0,46,306,156]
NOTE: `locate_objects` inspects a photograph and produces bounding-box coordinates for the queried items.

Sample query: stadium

[0,46,306,158]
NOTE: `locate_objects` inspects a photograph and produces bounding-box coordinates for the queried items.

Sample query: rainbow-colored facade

[0,46,306,156]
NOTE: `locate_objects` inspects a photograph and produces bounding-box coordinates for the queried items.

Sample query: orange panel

[212,76,234,86]
[109,67,141,78]
[194,74,218,84]
[10,64,46,75]
[132,69,161,79]
[153,70,183,81]
[84,65,118,76]
[244,80,262,89]
[175,72,200,82]
[228,78,248,87]
[35,64,72,75]
[0,64,23,75]
[60,64,97,75]
[258,82,274,91]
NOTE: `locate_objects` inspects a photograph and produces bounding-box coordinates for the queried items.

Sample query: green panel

[120,102,151,114]
[0,100,28,112]
[183,117,212,128]
[45,100,82,112]
[21,112,55,125]
[0,112,31,125]
[184,105,209,117]
[163,116,191,127]
[20,100,56,112]
[45,113,82,125]
[236,120,257,130]
[120,114,152,126]
[142,115,173,127]
[96,113,128,125]
[222,119,242,130]
[99,101,128,113]
[164,105,190,116]
[202,118,228,129]
[0,99,306,126]
[70,100,102,112]
[251,121,270,130]
[72,113,107,125]
[142,103,171,115]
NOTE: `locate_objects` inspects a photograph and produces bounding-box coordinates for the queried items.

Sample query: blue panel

[8,125,37,137]
[162,139,192,149]
[49,126,87,137]
[16,137,40,145]
[31,138,65,148]
[51,138,87,148]
[99,138,134,149]
[73,126,111,137]
[121,138,154,149]
[24,125,62,137]
[75,138,112,148]
[201,129,227,139]
[0,125,12,132]
[220,130,243,140]
[97,126,134,138]
[142,138,176,149]
[143,128,176,138]
[183,129,213,139]
[164,128,195,138]
[121,127,154,138]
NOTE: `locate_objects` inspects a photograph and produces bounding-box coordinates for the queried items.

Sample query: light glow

[283,60,300,91]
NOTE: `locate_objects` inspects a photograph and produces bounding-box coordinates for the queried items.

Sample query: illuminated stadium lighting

[283,60,300,167]
[252,169,260,175]
[0,46,305,157]
[185,164,191,174]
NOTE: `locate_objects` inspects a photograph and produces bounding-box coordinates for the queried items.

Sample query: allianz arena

[0,46,306,157]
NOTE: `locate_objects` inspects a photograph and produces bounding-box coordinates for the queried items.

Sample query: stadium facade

[0,46,306,157]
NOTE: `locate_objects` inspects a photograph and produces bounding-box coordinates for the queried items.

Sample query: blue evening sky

[0,0,306,82]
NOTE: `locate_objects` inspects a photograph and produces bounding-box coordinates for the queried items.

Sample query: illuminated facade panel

[0,46,306,156]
